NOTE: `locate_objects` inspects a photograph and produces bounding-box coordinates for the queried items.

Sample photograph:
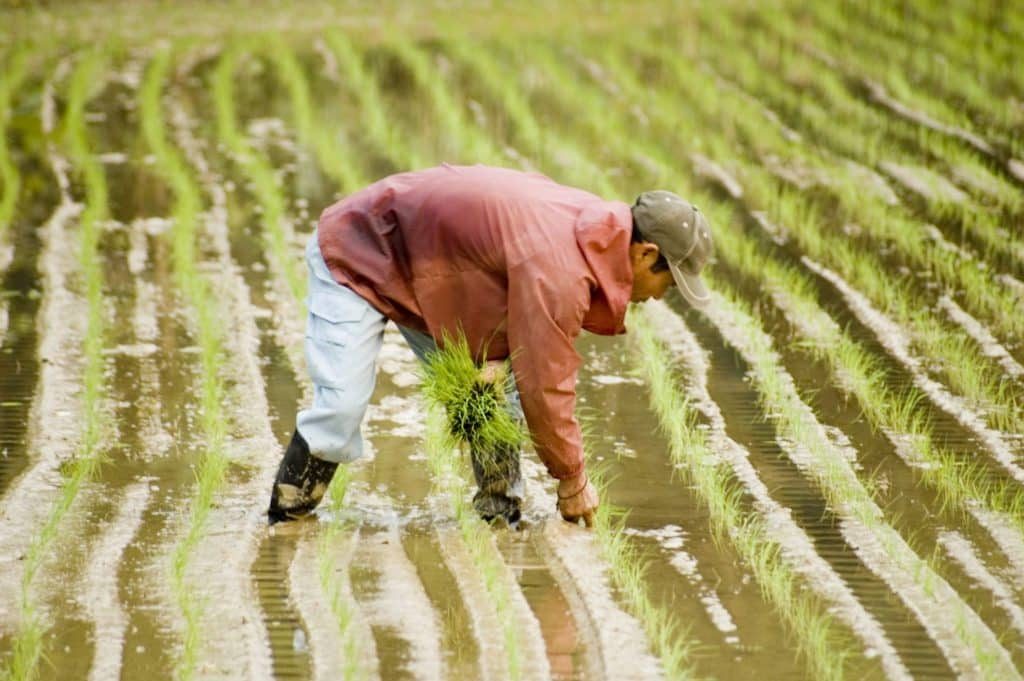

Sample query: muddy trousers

[296,233,525,519]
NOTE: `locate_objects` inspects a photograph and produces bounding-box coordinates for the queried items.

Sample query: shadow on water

[494,530,586,681]
[404,528,481,679]
[0,100,58,497]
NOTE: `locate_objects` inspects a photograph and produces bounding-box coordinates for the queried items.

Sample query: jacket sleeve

[506,258,589,480]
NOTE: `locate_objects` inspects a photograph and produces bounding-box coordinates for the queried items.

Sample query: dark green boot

[267,430,338,525]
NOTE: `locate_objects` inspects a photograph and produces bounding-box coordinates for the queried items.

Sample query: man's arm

[505,260,599,525]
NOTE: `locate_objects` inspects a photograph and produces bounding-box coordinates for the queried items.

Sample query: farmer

[267,164,713,527]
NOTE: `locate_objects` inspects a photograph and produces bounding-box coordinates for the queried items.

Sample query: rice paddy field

[1,1,1023,679]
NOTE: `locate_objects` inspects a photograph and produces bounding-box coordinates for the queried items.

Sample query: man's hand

[557,472,599,528]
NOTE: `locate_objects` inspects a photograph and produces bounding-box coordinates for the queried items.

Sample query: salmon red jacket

[317,164,634,479]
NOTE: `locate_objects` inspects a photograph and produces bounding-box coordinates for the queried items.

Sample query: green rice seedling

[420,332,522,472]
[211,42,305,303]
[1,49,112,681]
[140,46,234,681]
[264,37,366,194]
[0,45,29,235]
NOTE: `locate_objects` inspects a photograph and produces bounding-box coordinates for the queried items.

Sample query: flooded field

[1,1,1023,679]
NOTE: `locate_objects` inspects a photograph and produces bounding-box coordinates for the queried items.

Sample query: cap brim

[668,261,711,309]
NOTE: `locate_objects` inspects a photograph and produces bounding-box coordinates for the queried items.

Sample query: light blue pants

[296,233,524,515]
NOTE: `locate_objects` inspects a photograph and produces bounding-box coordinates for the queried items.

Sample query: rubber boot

[267,430,338,525]
[471,442,524,528]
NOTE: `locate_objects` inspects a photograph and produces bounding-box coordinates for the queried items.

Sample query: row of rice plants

[824,0,1024,149]
[1,50,111,681]
[0,45,28,236]
[384,37,505,164]
[210,43,305,303]
[264,37,366,194]
[479,39,921,675]
[627,308,863,679]
[700,282,1018,679]
[796,3,1024,159]
[440,34,606,186]
[320,31,427,171]
[766,5,1024,255]
[499,30,1019,667]
[139,46,235,680]
[698,11,1024,271]
[627,31,1024,444]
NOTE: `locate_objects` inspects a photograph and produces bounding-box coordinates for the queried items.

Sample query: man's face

[629,242,675,303]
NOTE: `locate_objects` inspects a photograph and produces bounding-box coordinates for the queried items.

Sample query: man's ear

[640,242,660,264]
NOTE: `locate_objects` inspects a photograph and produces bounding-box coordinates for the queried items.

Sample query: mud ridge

[938,530,1024,638]
[538,520,663,680]
[802,256,1024,482]
[83,481,151,681]
[643,300,913,681]
[289,528,380,681]
[938,295,1024,380]
[967,506,1024,593]
[435,526,506,680]
[353,524,444,679]
[704,290,1021,680]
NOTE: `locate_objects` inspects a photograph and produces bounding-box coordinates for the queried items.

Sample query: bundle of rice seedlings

[420,332,525,472]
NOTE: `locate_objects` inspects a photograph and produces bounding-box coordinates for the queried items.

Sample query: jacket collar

[574,201,633,335]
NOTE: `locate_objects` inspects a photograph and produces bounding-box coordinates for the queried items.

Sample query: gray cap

[632,190,713,308]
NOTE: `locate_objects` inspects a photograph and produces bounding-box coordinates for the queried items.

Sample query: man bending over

[267,164,713,527]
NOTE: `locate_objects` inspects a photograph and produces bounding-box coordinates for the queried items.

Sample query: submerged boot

[267,430,338,525]
[471,443,524,528]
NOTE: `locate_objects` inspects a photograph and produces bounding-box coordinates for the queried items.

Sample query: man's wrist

[557,471,589,499]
